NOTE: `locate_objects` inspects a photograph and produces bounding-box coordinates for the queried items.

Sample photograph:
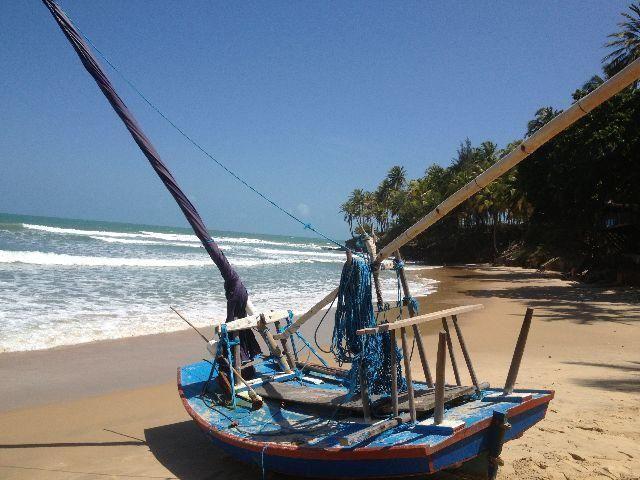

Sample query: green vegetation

[341,4,640,281]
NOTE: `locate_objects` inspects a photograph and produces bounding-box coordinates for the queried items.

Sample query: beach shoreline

[1,265,638,479]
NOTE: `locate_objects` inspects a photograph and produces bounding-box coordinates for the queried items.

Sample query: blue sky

[0,1,630,239]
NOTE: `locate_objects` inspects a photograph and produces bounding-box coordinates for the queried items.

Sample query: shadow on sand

[460,278,640,325]
[144,421,262,480]
[564,360,640,393]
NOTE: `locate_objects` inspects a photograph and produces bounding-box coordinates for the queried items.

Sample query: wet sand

[0,266,638,479]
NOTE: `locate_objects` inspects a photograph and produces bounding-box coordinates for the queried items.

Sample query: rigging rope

[54,5,348,251]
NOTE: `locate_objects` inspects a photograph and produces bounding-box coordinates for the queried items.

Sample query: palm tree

[386,166,407,191]
[603,3,640,79]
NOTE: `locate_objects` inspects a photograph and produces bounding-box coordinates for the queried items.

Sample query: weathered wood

[442,317,462,386]
[389,329,399,416]
[364,235,384,310]
[252,379,481,414]
[274,288,338,340]
[275,320,297,373]
[296,362,347,378]
[503,308,534,395]
[219,309,290,333]
[451,315,481,393]
[395,251,434,387]
[256,315,292,373]
[400,326,416,422]
[338,384,487,446]
[357,304,484,335]
[376,382,488,414]
[375,58,640,264]
[339,414,411,447]
[434,332,447,425]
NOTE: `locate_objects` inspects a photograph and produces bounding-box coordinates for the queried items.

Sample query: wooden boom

[375,57,640,263]
[357,304,484,335]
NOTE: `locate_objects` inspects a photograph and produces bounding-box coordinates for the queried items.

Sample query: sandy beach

[1,265,638,479]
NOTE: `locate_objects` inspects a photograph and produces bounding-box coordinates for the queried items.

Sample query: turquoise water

[0,212,438,352]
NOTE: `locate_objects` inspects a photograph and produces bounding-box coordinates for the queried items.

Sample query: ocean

[0,212,439,353]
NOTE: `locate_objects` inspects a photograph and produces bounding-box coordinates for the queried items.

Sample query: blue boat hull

[178,361,553,478]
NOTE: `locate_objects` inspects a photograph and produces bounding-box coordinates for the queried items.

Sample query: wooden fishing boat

[178,360,554,478]
[41,1,640,477]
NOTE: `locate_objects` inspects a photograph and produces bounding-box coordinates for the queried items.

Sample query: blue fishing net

[331,258,406,397]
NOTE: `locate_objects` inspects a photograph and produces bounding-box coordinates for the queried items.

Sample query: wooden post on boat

[389,329,399,416]
[231,332,241,373]
[503,308,534,395]
[400,326,417,422]
[257,314,293,373]
[442,318,462,386]
[364,234,384,310]
[359,361,372,421]
[451,315,481,394]
[434,331,447,425]
[275,320,297,373]
[395,251,434,387]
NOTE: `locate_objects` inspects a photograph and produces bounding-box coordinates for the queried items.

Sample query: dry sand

[0,265,638,479]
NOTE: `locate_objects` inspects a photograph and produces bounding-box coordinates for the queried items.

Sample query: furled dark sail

[41,0,260,357]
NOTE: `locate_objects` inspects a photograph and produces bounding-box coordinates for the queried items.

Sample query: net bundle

[331,257,406,397]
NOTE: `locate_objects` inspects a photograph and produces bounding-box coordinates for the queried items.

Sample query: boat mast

[41,0,252,323]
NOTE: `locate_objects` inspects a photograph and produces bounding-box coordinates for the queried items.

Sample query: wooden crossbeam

[356,304,484,335]
[214,309,290,333]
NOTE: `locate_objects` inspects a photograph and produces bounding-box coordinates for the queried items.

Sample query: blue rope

[331,258,406,396]
[63,17,349,251]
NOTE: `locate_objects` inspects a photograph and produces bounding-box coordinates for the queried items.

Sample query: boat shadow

[144,421,258,480]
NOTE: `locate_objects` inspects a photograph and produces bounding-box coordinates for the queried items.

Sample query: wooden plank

[235,372,296,393]
[216,309,290,333]
[376,384,483,414]
[274,288,338,340]
[434,332,447,424]
[339,414,411,447]
[357,304,484,335]
[252,380,481,414]
[296,362,347,378]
